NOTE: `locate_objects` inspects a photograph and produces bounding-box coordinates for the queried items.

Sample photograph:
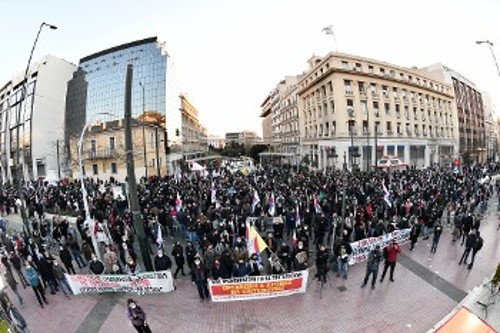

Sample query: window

[396,123,401,134]
[373,102,379,116]
[355,63,362,71]
[386,122,392,132]
[330,100,335,114]
[111,162,117,174]
[109,137,115,151]
[341,61,349,70]
[363,120,369,133]
[368,65,374,74]
[358,82,366,93]
[344,80,353,93]
[92,164,98,175]
[328,81,333,92]
[347,99,354,117]
[385,103,391,115]
[82,165,86,176]
[380,68,385,75]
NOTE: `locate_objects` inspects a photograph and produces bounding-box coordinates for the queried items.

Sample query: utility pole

[124,64,153,271]
[155,126,160,176]
[374,122,379,171]
[340,151,348,239]
[56,139,61,180]
[139,82,147,179]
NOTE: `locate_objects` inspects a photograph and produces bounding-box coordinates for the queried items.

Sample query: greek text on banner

[65,270,175,295]
[348,228,411,265]
[208,270,308,302]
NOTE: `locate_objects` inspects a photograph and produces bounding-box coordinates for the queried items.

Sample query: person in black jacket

[59,245,76,274]
[89,255,105,275]
[9,252,28,288]
[409,221,421,251]
[191,256,210,301]
[468,231,484,270]
[315,244,329,282]
[171,242,186,279]
[459,230,477,266]
[185,242,197,274]
[37,255,58,294]
[153,250,172,271]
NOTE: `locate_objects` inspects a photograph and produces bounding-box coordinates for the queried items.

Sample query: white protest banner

[348,229,411,266]
[65,270,175,295]
[208,270,309,302]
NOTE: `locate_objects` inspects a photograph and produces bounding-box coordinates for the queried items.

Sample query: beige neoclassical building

[297,52,459,170]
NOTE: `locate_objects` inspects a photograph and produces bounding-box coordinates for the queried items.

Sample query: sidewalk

[1,203,499,333]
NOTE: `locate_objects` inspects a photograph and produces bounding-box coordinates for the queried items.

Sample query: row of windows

[300,58,450,96]
[303,121,454,139]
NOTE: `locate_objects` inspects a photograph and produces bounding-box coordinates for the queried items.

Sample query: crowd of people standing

[0,161,497,331]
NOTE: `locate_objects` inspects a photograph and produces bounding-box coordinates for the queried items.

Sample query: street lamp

[16,22,57,237]
[78,112,113,261]
[476,40,500,78]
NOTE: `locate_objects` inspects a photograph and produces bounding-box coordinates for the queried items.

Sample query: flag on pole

[296,203,301,227]
[156,223,164,251]
[322,25,334,35]
[314,194,322,213]
[246,222,268,255]
[252,189,260,213]
[175,192,183,212]
[291,229,298,248]
[210,183,217,204]
[268,192,275,216]
[321,24,338,52]
[383,183,392,207]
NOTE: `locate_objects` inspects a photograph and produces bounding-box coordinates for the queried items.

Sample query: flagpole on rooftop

[322,25,338,52]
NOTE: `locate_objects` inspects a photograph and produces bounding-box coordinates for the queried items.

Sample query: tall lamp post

[17,22,57,237]
[139,82,148,179]
[476,40,500,78]
[78,112,113,261]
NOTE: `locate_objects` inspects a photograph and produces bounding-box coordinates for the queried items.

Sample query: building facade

[297,53,458,171]
[0,55,76,183]
[260,76,301,155]
[207,134,225,149]
[65,36,182,178]
[419,64,486,163]
[69,119,166,181]
[225,131,261,147]
[482,92,498,161]
[179,94,208,159]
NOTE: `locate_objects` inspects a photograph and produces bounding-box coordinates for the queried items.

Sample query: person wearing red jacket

[380,240,401,283]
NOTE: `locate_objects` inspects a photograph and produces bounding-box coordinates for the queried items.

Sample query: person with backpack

[361,245,382,290]
[459,230,477,266]
[468,231,483,270]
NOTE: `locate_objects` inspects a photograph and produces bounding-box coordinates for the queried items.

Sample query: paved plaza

[3,205,499,333]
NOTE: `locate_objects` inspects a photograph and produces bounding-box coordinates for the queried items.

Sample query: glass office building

[65,37,182,176]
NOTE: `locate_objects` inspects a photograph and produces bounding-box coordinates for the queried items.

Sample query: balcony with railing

[85,148,119,160]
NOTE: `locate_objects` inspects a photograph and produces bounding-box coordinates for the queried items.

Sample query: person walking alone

[430,224,443,253]
[362,245,382,290]
[171,242,186,279]
[380,240,401,283]
[459,230,477,266]
[127,299,152,333]
[467,231,483,270]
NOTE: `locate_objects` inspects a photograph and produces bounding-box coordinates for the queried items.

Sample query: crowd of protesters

[0,160,496,315]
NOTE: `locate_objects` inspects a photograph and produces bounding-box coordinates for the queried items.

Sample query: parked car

[374,156,407,170]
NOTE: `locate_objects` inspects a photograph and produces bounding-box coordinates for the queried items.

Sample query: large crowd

[0,161,498,332]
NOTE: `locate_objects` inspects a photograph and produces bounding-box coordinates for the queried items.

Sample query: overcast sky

[1,0,499,137]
